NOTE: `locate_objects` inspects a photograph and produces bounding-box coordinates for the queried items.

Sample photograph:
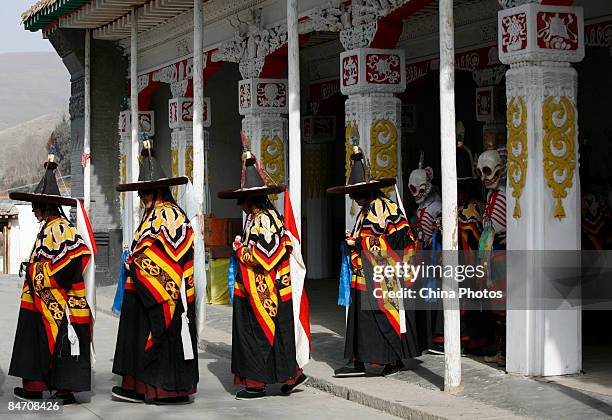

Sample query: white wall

[8,204,71,274]
[8,205,39,274]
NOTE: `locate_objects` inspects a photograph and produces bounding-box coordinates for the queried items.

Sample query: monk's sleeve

[236,213,291,272]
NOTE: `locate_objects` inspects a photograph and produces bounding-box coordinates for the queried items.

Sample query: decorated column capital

[118,110,155,138]
[340,48,405,227]
[168,96,211,129]
[238,78,288,116]
[498,3,584,65]
[340,48,406,96]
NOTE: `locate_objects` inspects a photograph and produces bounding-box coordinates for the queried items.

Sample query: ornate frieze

[121,0,269,53]
[585,19,612,51]
[498,0,540,9]
[473,65,506,87]
[340,21,378,51]
[212,9,287,79]
[212,0,421,74]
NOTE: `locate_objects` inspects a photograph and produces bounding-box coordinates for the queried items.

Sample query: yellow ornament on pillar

[171,143,179,197]
[185,144,193,182]
[370,118,398,195]
[261,134,285,201]
[507,96,528,219]
[542,96,576,220]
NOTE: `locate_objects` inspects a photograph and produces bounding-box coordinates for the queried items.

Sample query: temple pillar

[169,96,211,208]
[118,110,154,247]
[499,1,584,376]
[238,78,289,212]
[340,48,406,227]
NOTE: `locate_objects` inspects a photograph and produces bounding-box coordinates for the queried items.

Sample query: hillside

[0,51,70,192]
[0,52,69,131]
[0,111,64,192]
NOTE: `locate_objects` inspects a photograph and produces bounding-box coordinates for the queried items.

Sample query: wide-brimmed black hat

[9,155,77,207]
[217,151,286,199]
[326,146,395,195]
[116,140,188,192]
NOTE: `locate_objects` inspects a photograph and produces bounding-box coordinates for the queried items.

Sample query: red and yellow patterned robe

[113,201,198,392]
[345,196,420,364]
[9,216,92,391]
[232,207,298,384]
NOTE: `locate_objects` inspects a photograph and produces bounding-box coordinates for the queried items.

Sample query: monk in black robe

[219,151,307,400]
[112,143,198,404]
[328,147,420,377]
[9,157,93,405]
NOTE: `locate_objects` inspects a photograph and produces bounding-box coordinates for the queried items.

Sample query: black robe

[231,208,298,384]
[9,216,92,391]
[112,201,198,392]
[344,197,420,365]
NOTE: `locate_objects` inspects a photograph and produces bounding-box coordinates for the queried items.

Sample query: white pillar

[169,96,211,208]
[287,0,301,235]
[239,79,289,211]
[499,2,585,376]
[83,29,91,214]
[118,110,153,246]
[439,0,461,392]
[192,0,207,338]
[118,130,131,246]
[130,7,140,228]
[339,48,406,229]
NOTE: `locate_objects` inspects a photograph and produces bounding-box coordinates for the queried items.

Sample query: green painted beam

[24,0,90,31]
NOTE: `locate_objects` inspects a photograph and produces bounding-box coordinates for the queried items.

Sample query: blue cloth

[338,242,352,307]
[424,229,442,303]
[112,249,129,315]
[227,253,238,304]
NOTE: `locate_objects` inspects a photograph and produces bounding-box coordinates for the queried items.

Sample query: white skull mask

[476,150,503,190]
[408,167,433,204]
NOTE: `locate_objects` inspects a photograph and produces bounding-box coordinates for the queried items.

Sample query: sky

[0,0,54,53]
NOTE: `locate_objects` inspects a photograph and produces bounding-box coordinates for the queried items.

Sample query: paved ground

[3,274,612,419]
[195,277,612,420]
[0,275,395,420]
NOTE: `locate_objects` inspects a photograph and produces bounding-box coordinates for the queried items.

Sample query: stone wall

[48,29,127,286]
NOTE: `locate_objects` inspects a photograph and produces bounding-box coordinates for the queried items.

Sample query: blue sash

[338,241,353,307]
[112,249,130,315]
[227,253,238,304]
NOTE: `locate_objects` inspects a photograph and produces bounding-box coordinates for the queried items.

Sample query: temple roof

[22,0,88,31]
[22,0,212,39]
[0,204,19,219]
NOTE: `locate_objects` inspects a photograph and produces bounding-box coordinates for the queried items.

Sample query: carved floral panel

[365,54,401,85]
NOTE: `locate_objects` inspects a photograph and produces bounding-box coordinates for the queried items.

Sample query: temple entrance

[574,44,612,395]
